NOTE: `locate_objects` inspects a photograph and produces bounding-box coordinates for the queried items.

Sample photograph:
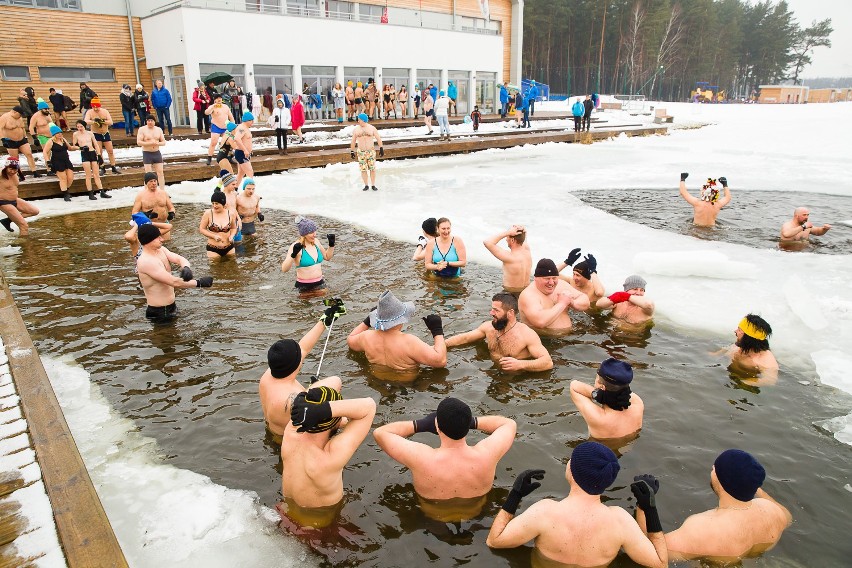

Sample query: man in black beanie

[259,300,347,438]
[648,449,791,561]
[569,358,644,439]
[518,258,590,335]
[487,441,668,567]
[136,223,213,323]
[373,397,517,520]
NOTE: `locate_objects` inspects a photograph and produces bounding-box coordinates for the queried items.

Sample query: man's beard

[735,336,744,348]
[492,316,509,331]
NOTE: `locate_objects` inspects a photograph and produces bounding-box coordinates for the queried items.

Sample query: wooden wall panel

[0,6,146,121]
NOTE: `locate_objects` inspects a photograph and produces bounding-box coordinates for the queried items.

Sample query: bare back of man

[353,328,439,372]
[678,174,731,227]
[259,374,341,438]
[483,225,532,292]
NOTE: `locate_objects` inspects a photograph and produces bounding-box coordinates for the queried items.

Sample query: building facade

[1,0,523,125]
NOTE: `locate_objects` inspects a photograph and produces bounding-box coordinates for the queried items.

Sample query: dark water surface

[3,205,851,567]
[574,189,852,254]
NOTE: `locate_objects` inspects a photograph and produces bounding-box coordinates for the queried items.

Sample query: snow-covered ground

[2,100,851,565]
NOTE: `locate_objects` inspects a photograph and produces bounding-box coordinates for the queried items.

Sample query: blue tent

[522,79,550,101]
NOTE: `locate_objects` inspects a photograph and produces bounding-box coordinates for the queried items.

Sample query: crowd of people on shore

[95,165,811,566]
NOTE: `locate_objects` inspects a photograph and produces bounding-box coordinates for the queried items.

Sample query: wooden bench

[653,108,674,123]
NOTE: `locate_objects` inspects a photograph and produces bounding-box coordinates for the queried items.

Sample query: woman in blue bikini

[424,217,466,278]
[281,216,336,295]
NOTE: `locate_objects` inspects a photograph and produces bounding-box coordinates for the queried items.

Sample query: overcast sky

[783,0,851,77]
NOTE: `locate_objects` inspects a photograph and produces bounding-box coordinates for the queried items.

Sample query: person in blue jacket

[527,81,539,116]
[429,83,438,108]
[571,97,584,132]
[151,80,173,136]
[499,82,510,118]
[447,81,458,116]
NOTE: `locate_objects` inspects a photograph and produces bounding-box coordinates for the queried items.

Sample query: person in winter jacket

[514,91,525,127]
[48,88,67,130]
[290,95,305,144]
[79,82,97,114]
[499,82,510,118]
[120,85,136,136]
[447,81,458,116]
[270,97,291,153]
[571,98,585,132]
[133,84,150,125]
[527,81,539,116]
[151,80,173,136]
[192,83,211,134]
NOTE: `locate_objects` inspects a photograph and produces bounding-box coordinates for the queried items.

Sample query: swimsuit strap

[437,236,454,261]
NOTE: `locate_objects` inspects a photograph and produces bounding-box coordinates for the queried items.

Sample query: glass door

[170,75,189,126]
[450,71,469,115]
[476,72,496,114]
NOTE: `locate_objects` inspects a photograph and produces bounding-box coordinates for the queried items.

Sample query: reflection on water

[575,189,852,254]
[2,204,851,567]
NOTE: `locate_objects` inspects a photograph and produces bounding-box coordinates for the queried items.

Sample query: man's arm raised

[325,398,377,470]
[472,415,517,462]
[411,316,447,368]
[373,419,431,469]
[483,229,513,262]
[569,380,605,424]
[678,173,700,206]
[487,469,547,548]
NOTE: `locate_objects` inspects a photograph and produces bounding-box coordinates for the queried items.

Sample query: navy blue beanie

[599,358,633,386]
[570,441,620,495]
[714,449,766,502]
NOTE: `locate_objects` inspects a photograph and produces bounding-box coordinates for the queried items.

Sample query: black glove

[144,209,157,219]
[591,388,606,405]
[630,478,663,533]
[167,211,175,221]
[584,253,597,273]
[470,415,478,429]
[719,176,728,188]
[423,314,444,337]
[608,389,632,411]
[80,145,89,152]
[379,147,385,157]
[320,300,346,327]
[290,242,304,258]
[680,172,689,182]
[257,213,264,222]
[633,474,659,495]
[565,247,581,266]
[274,116,279,122]
[290,392,333,433]
[502,469,545,514]
[350,150,356,159]
[327,234,336,247]
[413,411,438,434]
[179,266,193,282]
[196,276,213,288]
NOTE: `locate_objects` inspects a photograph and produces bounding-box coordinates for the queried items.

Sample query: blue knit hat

[714,449,765,502]
[37,101,49,110]
[242,111,254,122]
[358,113,369,123]
[49,124,62,135]
[570,442,620,495]
[599,358,633,386]
[226,121,237,132]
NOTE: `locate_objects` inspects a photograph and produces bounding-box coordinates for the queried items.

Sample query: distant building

[758,85,809,104]
[807,88,852,103]
[0,0,525,124]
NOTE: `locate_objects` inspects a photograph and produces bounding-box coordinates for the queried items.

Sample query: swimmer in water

[373,397,516,521]
[483,225,532,293]
[596,274,655,325]
[569,358,644,439]
[124,211,171,270]
[518,258,590,335]
[236,178,263,236]
[780,207,831,242]
[259,302,347,439]
[446,293,553,371]
[486,441,668,568]
[131,172,176,239]
[412,217,438,261]
[423,217,467,278]
[678,173,731,227]
[199,191,237,259]
[558,248,605,306]
[724,314,779,382]
[281,216,336,295]
[0,158,40,236]
[637,449,791,563]
[135,224,213,323]
[347,290,447,378]
[281,387,376,511]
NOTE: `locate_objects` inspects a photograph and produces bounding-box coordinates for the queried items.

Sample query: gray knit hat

[623,275,647,291]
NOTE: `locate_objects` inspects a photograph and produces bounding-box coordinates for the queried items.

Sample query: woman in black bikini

[199,191,237,259]
[72,119,106,200]
[42,124,76,202]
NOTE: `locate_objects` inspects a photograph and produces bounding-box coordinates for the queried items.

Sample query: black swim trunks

[295,279,326,292]
[80,149,99,163]
[234,149,250,164]
[206,243,234,256]
[93,132,112,143]
[1,138,27,150]
[0,199,18,207]
[241,221,256,235]
[145,302,177,323]
[142,150,163,165]
[216,147,233,162]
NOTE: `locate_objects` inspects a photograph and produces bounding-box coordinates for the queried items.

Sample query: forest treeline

[522,0,833,100]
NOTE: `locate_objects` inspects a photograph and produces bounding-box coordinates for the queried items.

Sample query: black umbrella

[202,71,233,85]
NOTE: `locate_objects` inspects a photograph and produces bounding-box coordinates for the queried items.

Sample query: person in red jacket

[192,83,211,134]
[290,95,306,144]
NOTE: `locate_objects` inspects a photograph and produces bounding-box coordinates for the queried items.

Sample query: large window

[0,66,31,81]
[326,0,353,19]
[383,68,409,90]
[286,0,320,17]
[417,69,441,94]
[255,65,294,98]
[1,0,81,9]
[38,67,114,82]
[199,63,245,90]
[359,3,382,22]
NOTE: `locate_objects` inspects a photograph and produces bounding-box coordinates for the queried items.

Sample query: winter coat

[583,99,594,116]
[527,85,539,100]
[499,85,509,104]
[49,93,65,112]
[120,91,135,112]
[571,101,584,117]
[270,105,291,129]
[192,88,209,112]
[151,86,172,109]
[429,86,438,103]
[434,96,450,116]
[17,96,37,119]
[80,87,96,110]
[515,93,526,111]
[133,90,150,113]
[290,99,305,130]
[447,83,458,99]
